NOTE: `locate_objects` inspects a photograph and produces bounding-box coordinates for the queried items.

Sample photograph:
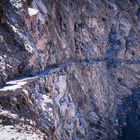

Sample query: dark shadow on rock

[0,83,17,89]
[118,87,140,140]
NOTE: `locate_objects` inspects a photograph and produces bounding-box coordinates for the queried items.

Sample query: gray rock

[0,0,140,140]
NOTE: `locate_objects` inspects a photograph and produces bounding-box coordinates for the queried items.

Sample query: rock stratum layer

[0,0,140,140]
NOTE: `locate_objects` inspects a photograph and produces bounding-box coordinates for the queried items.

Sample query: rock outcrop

[0,0,140,140]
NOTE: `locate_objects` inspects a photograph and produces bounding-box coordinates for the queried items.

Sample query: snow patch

[28,8,39,16]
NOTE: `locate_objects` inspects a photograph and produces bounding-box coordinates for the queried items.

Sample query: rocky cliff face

[0,0,140,140]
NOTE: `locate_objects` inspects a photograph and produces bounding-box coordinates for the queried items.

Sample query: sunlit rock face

[0,0,140,140]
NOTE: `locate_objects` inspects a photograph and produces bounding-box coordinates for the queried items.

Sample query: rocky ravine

[0,0,140,140]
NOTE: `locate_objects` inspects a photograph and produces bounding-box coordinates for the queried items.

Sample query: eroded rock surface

[0,0,140,140]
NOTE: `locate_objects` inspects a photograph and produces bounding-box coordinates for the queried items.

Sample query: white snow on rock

[28,8,39,16]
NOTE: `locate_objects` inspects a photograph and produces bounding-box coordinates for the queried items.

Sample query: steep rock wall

[0,0,140,140]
